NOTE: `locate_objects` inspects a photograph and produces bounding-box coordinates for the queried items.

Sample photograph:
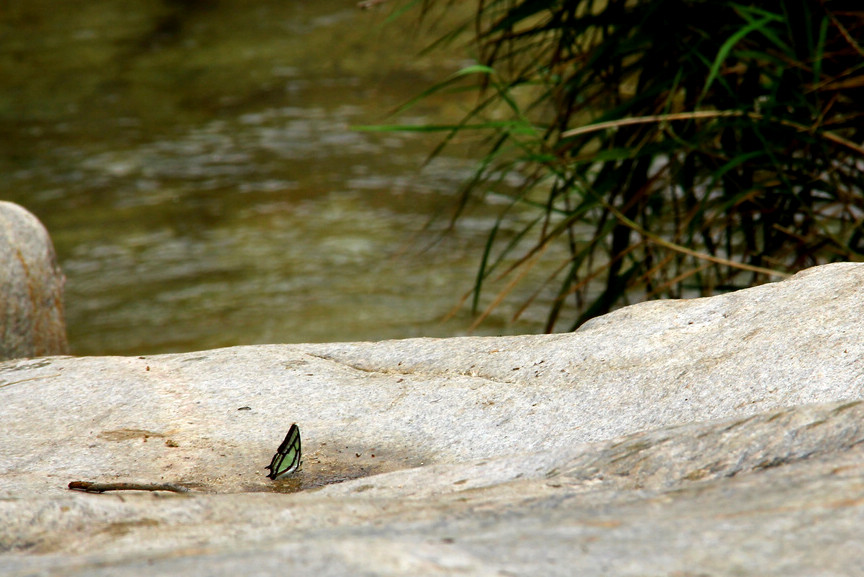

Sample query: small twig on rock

[68,480,190,494]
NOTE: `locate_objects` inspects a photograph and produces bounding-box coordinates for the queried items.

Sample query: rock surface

[1,262,863,575]
[0,201,69,361]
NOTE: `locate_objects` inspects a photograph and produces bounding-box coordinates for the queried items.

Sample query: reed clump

[385,1,864,330]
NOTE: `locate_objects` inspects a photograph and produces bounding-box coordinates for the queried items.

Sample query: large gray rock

[0,201,69,360]
[1,262,863,575]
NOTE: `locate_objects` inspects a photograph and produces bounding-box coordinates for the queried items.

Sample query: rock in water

[0,201,69,360]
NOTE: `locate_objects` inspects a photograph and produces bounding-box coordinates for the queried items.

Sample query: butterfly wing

[265,423,301,480]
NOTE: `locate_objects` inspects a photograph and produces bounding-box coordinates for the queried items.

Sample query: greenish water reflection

[0,0,555,355]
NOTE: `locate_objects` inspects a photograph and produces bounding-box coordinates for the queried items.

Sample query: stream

[0,0,557,355]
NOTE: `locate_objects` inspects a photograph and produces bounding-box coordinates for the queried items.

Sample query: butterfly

[265,423,301,480]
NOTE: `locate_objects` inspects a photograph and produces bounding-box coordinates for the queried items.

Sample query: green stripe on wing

[266,423,301,480]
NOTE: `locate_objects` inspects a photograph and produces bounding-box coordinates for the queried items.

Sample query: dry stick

[826,8,864,60]
[447,111,813,326]
[600,202,790,279]
[559,111,851,278]
[510,256,573,322]
[561,110,748,138]
[646,261,714,299]
[68,481,190,494]
[469,243,549,331]
[561,110,864,157]
[441,233,549,324]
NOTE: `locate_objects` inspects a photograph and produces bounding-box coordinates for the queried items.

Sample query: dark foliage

[395,0,864,330]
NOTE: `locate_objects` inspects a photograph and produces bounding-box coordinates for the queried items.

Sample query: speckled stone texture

[1,262,862,576]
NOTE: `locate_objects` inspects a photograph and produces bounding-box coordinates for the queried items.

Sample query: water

[0,0,558,355]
